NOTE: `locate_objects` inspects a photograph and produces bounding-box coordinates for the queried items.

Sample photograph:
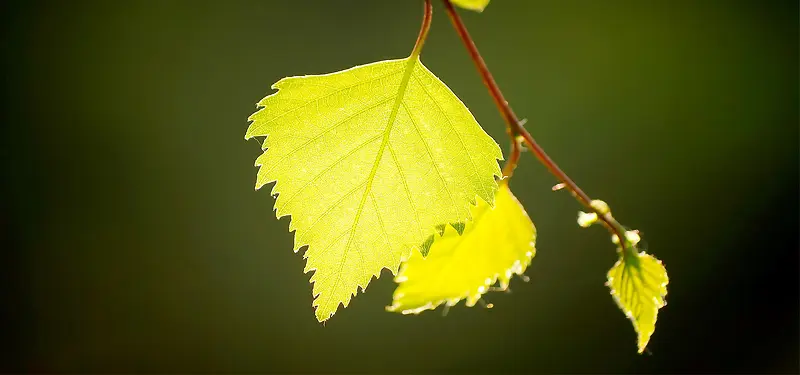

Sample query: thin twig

[410,0,433,57]
[502,136,522,178]
[441,0,629,251]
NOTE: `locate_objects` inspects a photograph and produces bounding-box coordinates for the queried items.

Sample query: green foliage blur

[2,0,797,372]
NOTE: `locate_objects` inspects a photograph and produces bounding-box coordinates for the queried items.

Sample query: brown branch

[441,0,630,251]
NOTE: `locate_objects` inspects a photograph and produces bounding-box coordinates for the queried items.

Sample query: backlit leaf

[607,250,669,353]
[452,0,491,12]
[387,184,535,314]
[246,57,502,321]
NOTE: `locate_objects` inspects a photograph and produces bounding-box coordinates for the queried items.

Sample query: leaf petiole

[410,0,433,59]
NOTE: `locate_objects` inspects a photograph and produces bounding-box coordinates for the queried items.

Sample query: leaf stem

[410,0,433,58]
[441,0,630,251]
[502,136,522,178]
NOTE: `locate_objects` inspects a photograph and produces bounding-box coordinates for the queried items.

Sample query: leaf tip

[451,0,491,13]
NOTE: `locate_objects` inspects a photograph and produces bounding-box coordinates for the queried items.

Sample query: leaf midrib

[320,57,422,311]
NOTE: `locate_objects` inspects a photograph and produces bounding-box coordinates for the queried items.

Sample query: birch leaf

[452,0,491,12]
[607,250,669,353]
[387,184,535,314]
[246,57,502,321]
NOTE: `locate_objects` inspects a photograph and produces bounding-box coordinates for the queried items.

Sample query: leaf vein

[387,144,424,240]
[249,69,403,134]
[304,180,368,236]
[401,101,458,212]
[260,96,394,175]
[319,58,420,314]
[369,192,392,251]
[411,72,487,199]
[278,133,383,208]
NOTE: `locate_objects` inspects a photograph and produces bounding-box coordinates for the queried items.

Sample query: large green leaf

[607,250,669,353]
[246,57,502,321]
[388,184,534,314]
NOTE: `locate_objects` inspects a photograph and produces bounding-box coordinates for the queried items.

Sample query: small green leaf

[246,57,502,321]
[451,0,491,12]
[607,250,669,353]
[387,184,535,314]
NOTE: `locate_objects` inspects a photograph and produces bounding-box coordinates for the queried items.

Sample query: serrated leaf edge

[387,188,535,315]
[246,57,503,321]
[606,251,669,353]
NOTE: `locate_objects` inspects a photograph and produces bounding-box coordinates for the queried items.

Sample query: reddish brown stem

[441,0,629,250]
[502,137,522,178]
[410,0,433,57]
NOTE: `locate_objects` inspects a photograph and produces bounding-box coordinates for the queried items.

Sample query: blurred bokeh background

[1,0,797,373]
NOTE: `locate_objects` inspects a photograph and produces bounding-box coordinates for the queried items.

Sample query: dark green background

[2,0,797,373]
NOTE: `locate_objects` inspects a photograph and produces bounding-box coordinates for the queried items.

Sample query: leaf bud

[577,211,598,227]
[590,199,611,215]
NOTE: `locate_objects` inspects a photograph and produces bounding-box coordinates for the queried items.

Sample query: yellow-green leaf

[387,184,534,314]
[246,57,502,321]
[452,0,491,12]
[607,250,669,353]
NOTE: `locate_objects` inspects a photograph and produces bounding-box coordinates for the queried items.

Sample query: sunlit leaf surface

[452,0,491,12]
[246,57,502,321]
[607,250,669,353]
[388,184,534,314]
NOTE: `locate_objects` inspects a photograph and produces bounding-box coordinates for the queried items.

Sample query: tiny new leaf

[388,184,535,314]
[607,249,669,353]
[246,56,502,321]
